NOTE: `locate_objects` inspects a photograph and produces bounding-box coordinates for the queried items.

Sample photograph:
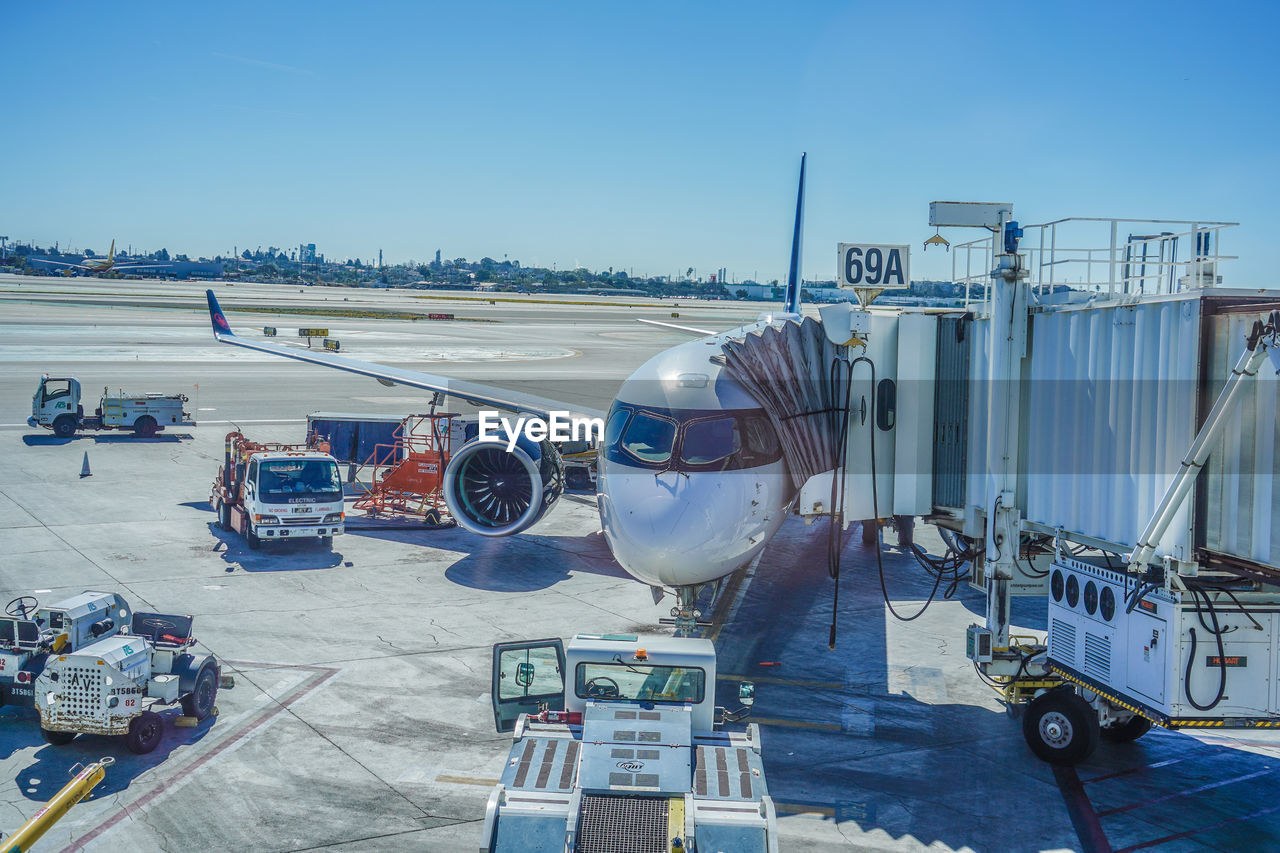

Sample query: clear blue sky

[4,1,1278,285]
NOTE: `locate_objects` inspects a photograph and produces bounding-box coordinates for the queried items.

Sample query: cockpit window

[681,417,739,466]
[604,403,783,472]
[621,412,676,463]
[604,408,629,447]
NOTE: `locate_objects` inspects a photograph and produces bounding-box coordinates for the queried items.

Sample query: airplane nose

[599,469,764,588]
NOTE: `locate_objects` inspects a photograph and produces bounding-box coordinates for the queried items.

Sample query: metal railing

[952,217,1238,310]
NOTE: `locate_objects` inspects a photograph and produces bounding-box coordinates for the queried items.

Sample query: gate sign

[836,244,910,290]
[298,328,329,338]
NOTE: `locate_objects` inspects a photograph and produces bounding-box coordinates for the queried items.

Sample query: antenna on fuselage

[782,153,806,316]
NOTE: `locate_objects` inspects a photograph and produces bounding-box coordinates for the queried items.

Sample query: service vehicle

[0,592,132,709]
[28,374,194,438]
[35,610,222,754]
[483,633,776,853]
[210,431,345,549]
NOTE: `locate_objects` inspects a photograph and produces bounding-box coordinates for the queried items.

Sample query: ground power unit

[1047,555,1280,726]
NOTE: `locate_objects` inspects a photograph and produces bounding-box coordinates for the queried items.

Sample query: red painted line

[1095,768,1275,817]
[1052,765,1113,853]
[60,661,338,852]
[1080,755,1190,784]
[1113,802,1280,852]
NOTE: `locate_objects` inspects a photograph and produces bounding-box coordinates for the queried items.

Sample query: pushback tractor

[34,611,222,754]
[483,634,775,853]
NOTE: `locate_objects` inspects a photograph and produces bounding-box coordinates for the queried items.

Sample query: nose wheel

[662,586,709,637]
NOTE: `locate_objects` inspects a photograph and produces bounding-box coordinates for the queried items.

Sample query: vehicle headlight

[323,512,344,523]
[254,514,280,525]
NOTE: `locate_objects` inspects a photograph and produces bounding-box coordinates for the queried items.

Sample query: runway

[1,274,1278,852]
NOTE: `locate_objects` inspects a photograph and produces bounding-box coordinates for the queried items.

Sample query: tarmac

[1,274,1278,852]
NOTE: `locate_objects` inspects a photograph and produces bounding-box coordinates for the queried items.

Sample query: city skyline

[3,1,1278,286]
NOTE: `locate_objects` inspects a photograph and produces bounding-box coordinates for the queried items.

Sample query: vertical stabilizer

[107,239,115,261]
[783,154,806,315]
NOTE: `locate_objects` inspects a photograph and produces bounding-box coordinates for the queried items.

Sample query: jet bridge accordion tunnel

[727,290,1280,732]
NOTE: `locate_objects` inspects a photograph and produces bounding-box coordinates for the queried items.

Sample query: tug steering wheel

[5,596,38,620]
[584,676,620,700]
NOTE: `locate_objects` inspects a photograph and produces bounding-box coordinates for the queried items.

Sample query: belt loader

[483,633,775,853]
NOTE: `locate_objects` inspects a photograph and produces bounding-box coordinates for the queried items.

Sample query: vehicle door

[491,639,564,733]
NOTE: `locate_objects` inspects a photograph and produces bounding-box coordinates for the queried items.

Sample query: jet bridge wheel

[125,710,164,754]
[1101,714,1152,743]
[1022,687,1099,765]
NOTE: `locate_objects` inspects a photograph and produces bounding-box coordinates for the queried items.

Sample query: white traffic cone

[80,452,92,478]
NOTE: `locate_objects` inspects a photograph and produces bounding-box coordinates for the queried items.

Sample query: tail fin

[206,289,235,338]
[783,153,806,315]
[108,239,115,260]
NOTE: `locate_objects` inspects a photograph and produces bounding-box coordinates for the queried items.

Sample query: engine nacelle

[443,435,564,536]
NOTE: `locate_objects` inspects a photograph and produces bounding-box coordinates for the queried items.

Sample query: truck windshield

[40,379,71,404]
[256,459,342,503]
[575,662,705,704]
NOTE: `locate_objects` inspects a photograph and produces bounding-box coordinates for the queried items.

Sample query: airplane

[39,240,167,275]
[204,155,809,631]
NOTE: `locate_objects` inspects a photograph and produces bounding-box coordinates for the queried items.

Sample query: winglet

[206,289,235,338]
[783,153,806,316]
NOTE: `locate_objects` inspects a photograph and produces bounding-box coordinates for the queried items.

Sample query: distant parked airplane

[40,240,166,275]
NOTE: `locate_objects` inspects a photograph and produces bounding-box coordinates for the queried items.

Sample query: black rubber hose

[1183,587,1227,712]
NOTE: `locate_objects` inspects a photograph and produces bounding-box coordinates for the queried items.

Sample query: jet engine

[443,434,564,536]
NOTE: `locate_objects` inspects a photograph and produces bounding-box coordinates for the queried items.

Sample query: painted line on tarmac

[1112,802,1280,852]
[1080,755,1190,784]
[751,717,842,733]
[1094,767,1275,817]
[435,773,501,787]
[1052,765,1113,853]
[704,551,763,645]
[62,661,338,853]
[717,673,844,690]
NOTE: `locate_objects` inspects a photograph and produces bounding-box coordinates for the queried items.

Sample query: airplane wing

[637,318,715,335]
[34,259,89,269]
[205,289,607,421]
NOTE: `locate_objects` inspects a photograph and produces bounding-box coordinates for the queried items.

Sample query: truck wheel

[41,727,76,746]
[1101,715,1152,743]
[247,530,261,550]
[217,501,231,531]
[1023,688,1099,765]
[133,416,158,438]
[181,664,218,721]
[53,416,77,439]
[125,710,164,754]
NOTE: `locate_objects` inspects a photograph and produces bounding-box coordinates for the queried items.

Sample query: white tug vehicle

[482,634,776,853]
[35,610,222,754]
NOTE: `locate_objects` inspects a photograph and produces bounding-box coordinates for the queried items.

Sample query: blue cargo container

[306,412,406,464]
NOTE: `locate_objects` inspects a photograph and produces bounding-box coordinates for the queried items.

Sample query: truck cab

[213,444,345,549]
[0,591,132,708]
[29,376,82,436]
[484,634,775,853]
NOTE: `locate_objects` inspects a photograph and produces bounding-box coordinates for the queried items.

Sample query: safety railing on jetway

[950,217,1238,311]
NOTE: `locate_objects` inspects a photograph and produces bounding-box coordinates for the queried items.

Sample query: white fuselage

[593,319,798,589]
[598,459,791,587]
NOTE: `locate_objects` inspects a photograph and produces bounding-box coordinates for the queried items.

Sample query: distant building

[299,243,317,265]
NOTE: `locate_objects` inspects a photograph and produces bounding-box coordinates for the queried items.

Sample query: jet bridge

[746,214,1280,763]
